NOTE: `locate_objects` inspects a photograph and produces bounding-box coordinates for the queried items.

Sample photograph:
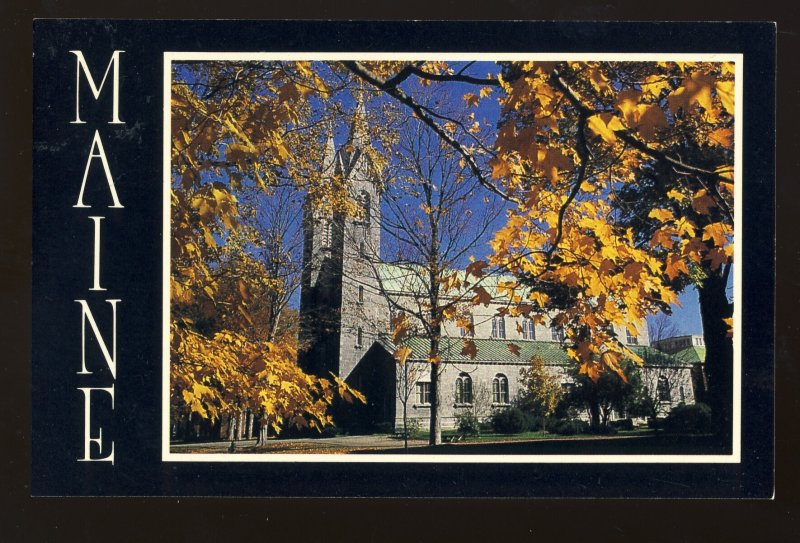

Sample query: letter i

[89,216,106,291]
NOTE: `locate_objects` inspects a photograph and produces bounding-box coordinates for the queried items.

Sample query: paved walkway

[171,434,429,454]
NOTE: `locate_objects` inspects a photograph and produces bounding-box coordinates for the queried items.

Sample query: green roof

[629,345,693,366]
[397,336,689,367]
[671,346,706,364]
[403,336,571,364]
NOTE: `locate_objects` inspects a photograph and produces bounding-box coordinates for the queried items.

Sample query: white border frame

[163,52,743,463]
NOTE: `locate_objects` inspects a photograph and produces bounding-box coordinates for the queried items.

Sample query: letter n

[75,299,120,379]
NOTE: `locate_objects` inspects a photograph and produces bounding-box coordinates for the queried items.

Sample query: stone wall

[393,359,696,431]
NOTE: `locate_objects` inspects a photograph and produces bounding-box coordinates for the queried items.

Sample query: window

[493,374,509,404]
[321,220,332,248]
[522,318,536,340]
[679,385,686,403]
[356,327,363,349]
[626,328,638,345]
[455,373,473,404]
[551,325,565,342]
[657,375,671,402]
[357,285,364,304]
[359,241,366,258]
[460,314,474,337]
[416,382,431,405]
[491,315,506,339]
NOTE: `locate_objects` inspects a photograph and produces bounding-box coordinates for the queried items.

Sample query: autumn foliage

[170,59,736,440]
[170,62,364,437]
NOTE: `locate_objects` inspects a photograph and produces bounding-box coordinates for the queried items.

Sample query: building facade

[298,108,699,432]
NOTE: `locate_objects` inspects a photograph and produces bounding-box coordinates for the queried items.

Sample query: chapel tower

[298,98,385,380]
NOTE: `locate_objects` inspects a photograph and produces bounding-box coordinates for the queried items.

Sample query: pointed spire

[348,89,370,150]
[322,120,337,175]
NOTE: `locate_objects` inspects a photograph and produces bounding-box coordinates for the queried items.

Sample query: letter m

[69,50,125,124]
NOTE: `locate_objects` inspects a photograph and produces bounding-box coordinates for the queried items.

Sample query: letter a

[70,50,125,124]
[74,131,124,208]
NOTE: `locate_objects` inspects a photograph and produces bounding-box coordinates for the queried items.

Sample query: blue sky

[176,61,715,337]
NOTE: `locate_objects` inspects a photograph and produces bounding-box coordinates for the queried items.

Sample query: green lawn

[394,428,654,443]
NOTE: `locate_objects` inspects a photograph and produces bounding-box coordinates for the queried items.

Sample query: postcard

[31,20,775,497]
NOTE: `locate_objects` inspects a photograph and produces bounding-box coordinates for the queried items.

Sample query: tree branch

[341,61,514,203]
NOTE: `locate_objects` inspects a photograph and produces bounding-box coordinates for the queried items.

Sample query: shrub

[526,414,545,432]
[609,418,634,431]
[455,412,481,436]
[549,419,590,435]
[373,422,394,435]
[647,417,663,430]
[663,403,713,434]
[589,424,618,435]
[490,407,528,434]
[398,418,422,438]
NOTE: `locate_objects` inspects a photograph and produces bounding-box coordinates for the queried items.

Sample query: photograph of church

[297,102,702,433]
[168,57,734,453]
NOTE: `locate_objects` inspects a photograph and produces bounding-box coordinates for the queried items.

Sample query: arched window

[359,190,371,226]
[492,315,506,339]
[356,327,363,349]
[679,385,686,403]
[551,325,565,342]
[522,318,536,340]
[493,374,509,404]
[460,314,474,337]
[657,375,671,402]
[455,373,473,404]
[357,285,364,304]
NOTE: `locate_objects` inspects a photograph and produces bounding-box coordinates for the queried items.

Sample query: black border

[31,19,774,499]
[4,1,797,540]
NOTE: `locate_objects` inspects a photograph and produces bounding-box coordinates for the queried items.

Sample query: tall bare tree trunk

[429,331,442,445]
[403,364,409,450]
[698,266,733,442]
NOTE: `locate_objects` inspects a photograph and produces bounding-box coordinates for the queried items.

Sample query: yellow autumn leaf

[587,113,625,144]
[667,71,717,120]
[463,92,481,107]
[715,80,735,115]
[393,346,413,366]
[709,127,733,148]
[648,208,674,222]
[702,222,732,247]
[641,74,670,98]
[666,189,688,203]
[665,253,689,280]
